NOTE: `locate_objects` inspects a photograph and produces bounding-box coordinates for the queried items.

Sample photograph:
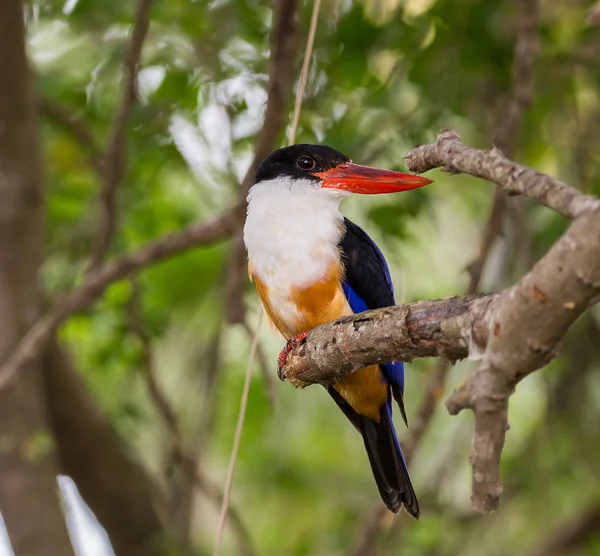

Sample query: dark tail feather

[358,404,420,519]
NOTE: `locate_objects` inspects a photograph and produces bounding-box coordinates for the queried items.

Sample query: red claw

[277,331,309,381]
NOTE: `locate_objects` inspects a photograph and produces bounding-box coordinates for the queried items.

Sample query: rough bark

[353,7,543,548]
[0,0,74,553]
[403,131,600,507]
[405,130,600,219]
[280,130,600,514]
[281,295,494,387]
[445,209,600,513]
[0,205,239,390]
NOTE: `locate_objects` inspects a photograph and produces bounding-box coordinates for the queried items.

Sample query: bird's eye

[296,155,316,171]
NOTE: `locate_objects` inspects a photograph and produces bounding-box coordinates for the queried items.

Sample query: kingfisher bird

[243,144,433,518]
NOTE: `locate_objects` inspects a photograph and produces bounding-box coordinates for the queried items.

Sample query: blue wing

[334,218,419,518]
[339,218,406,421]
[342,281,405,393]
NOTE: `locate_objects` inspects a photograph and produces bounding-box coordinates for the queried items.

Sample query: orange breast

[251,260,387,420]
[251,260,348,338]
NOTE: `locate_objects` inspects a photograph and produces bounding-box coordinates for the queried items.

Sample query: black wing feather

[339,217,395,309]
[339,217,407,421]
[327,217,419,518]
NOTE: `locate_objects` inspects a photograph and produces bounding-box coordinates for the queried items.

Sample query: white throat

[243,177,349,290]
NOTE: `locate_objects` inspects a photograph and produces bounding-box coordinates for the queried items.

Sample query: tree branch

[469,0,539,289]
[350,10,544,548]
[39,96,105,175]
[280,134,600,515]
[283,211,600,513]
[0,205,240,392]
[281,295,493,387]
[404,0,541,516]
[88,0,152,270]
[445,209,600,513]
[405,130,600,219]
[0,0,74,552]
[493,0,539,154]
[409,0,541,484]
[354,16,542,543]
[224,0,299,324]
[241,318,277,409]
[466,187,507,291]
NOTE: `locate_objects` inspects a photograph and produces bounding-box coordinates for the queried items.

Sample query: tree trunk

[44,341,170,556]
[0,0,74,553]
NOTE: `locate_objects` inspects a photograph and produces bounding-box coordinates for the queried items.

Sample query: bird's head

[252,144,433,199]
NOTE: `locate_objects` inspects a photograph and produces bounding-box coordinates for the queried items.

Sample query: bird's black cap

[253,144,350,184]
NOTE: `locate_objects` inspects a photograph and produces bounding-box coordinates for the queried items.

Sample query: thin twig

[197,326,225,441]
[466,188,507,291]
[166,324,225,542]
[350,506,393,556]
[214,2,319,553]
[88,0,152,270]
[0,206,239,391]
[288,0,322,145]
[127,279,180,438]
[402,360,449,463]
[193,466,255,556]
[39,96,105,175]
[241,319,277,409]
[213,311,263,556]
[493,0,539,154]
[126,279,255,556]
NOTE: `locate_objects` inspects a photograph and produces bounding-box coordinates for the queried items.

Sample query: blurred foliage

[26,0,600,554]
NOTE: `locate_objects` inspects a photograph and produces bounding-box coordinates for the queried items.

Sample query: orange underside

[251,261,387,420]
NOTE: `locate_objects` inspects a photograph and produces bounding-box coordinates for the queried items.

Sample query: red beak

[316,162,433,194]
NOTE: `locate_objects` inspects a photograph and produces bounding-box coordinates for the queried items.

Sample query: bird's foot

[277,331,308,381]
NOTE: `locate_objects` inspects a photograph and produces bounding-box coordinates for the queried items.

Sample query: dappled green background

[29,0,600,554]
